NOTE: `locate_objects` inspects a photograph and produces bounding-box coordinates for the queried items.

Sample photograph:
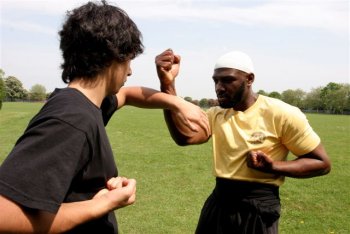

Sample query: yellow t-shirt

[206,95,320,186]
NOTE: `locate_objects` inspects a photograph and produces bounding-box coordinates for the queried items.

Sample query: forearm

[159,81,210,145]
[160,80,176,95]
[158,80,185,142]
[163,110,194,146]
[119,86,180,110]
[163,109,210,145]
[49,196,114,233]
[248,144,331,178]
[271,157,331,178]
[0,195,113,233]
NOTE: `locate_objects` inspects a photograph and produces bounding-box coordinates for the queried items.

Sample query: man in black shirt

[0,1,208,233]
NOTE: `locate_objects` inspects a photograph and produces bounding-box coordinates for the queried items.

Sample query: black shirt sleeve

[0,118,89,213]
[100,95,118,126]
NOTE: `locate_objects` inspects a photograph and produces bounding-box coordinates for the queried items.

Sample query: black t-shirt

[0,88,120,233]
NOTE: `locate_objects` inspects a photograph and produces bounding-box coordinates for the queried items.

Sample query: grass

[0,102,43,161]
[1,103,349,234]
[279,114,350,234]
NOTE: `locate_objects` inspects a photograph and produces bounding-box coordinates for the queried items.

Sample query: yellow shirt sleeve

[281,106,320,156]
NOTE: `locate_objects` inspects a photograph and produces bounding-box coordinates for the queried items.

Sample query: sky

[0,0,349,99]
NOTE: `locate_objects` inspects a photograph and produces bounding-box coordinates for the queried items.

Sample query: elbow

[315,158,331,177]
[322,161,331,175]
[169,132,190,146]
[321,153,332,175]
[173,135,209,146]
[173,137,196,146]
[314,144,331,176]
[174,138,190,146]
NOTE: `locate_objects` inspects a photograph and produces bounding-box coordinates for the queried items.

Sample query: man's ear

[247,73,255,86]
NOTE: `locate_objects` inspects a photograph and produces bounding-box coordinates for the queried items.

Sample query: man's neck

[233,92,258,112]
[68,77,107,108]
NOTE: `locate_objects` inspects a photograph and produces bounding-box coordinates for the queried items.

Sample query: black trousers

[196,178,281,234]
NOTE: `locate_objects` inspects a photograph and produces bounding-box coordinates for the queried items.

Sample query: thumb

[93,188,109,199]
[174,55,181,64]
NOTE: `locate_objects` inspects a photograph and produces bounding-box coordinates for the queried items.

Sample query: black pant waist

[215,177,279,201]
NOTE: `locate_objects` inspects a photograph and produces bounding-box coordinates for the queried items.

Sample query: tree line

[0,69,48,109]
[0,68,349,114]
[185,82,349,114]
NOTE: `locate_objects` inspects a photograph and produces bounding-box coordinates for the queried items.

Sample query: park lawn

[0,102,44,161]
[1,102,349,234]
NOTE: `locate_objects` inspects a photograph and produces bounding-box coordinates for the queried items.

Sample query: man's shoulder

[259,95,299,111]
[258,95,305,122]
[31,88,101,132]
[45,88,97,115]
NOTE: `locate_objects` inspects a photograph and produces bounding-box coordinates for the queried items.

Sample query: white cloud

[1,19,56,36]
[119,0,348,34]
[0,0,84,15]
[1,0,348,35]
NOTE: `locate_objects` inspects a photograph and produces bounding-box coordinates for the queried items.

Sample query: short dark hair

[59,0,144,83]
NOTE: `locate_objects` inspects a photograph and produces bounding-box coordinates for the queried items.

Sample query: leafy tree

[199,98,209,108]
[4,76,27,101]
[325,83,350,114]
[343,84,350,111]
[0,79,5,110]
[0,69,4,79]
[320,82,342,113]
[208,98,219,107]
[281,89,306,109]
[184,96,192,102]
[191,99,199,106]
[29,84,47,101]
[0,69,5,109]
[46,92,52,99]
[257,90,268,96]
[268,91,282,99]
[304,87,323,112]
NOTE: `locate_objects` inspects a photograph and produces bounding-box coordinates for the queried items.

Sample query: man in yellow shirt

[155,49,331,234]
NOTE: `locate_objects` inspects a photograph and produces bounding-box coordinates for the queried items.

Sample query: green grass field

[1,102,349,234]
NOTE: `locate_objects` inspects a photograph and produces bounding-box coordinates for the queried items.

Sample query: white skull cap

[214,51,254,74]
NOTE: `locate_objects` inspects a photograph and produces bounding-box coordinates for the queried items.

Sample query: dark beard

[218,82,246,109]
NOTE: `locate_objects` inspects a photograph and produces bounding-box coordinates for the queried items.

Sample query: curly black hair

[59,0,144,83]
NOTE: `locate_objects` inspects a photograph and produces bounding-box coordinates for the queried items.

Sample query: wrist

[160,82,176,95]
[89,194,114,219]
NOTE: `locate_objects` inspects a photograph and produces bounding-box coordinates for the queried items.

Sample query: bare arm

[154,49,211,145]
[247,143,331,178]
[116,85,210,145]
[0,177,136,233]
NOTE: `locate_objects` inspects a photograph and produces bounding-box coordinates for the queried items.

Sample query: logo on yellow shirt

[248,132,266,144]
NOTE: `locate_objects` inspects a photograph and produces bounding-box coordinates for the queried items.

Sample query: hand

[246,150,274,173]
[155,49,181,86]
[174,98,210,135]
[93,177,137,210]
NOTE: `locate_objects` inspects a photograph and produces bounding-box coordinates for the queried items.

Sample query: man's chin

[217,96,234,108]
[218,102,233,109]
